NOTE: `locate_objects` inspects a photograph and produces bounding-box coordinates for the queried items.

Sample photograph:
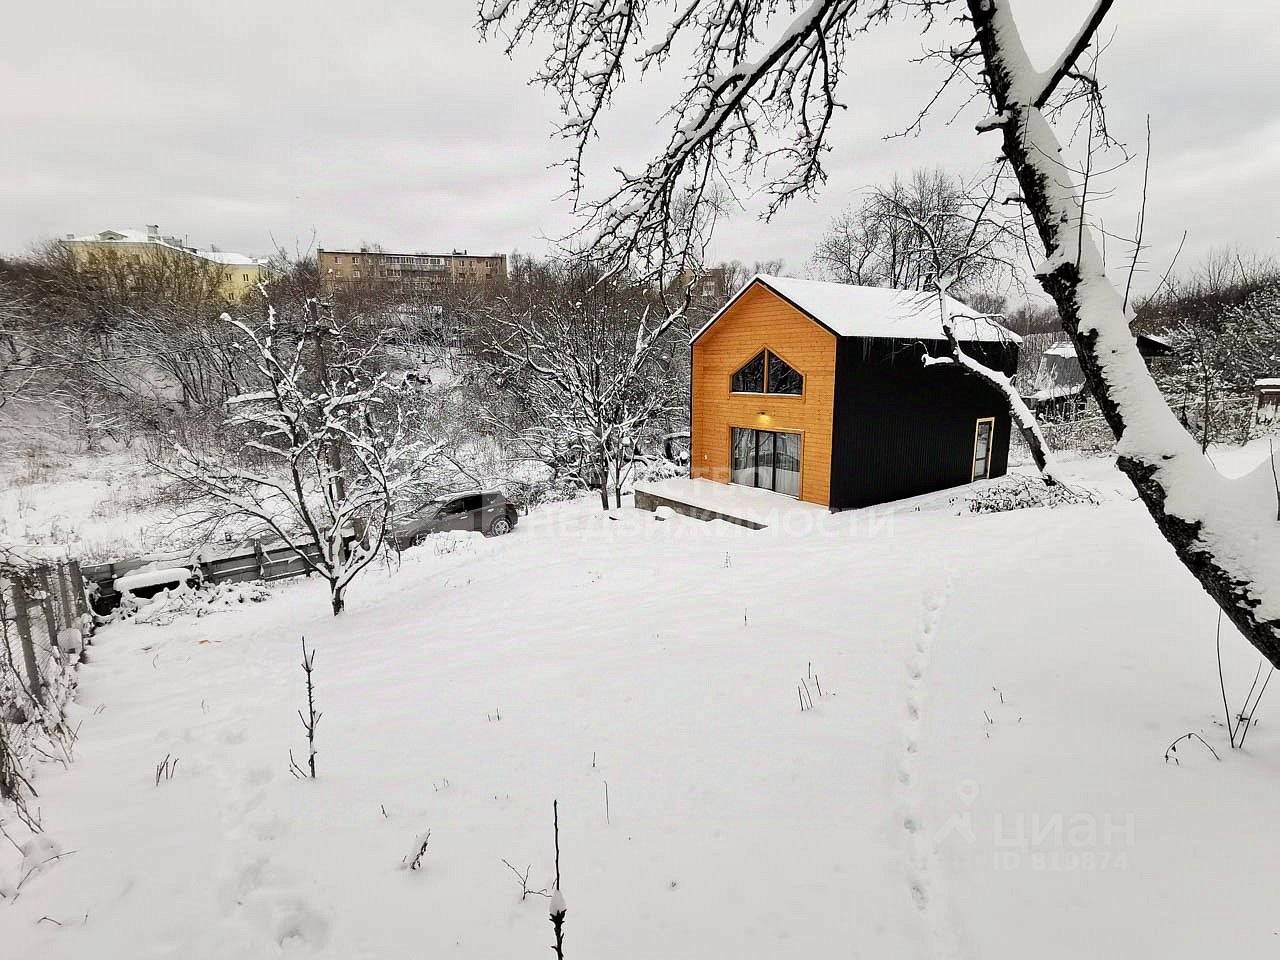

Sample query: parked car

[388,491,518,550]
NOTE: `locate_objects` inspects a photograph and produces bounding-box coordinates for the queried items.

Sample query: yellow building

[63,226,268,300]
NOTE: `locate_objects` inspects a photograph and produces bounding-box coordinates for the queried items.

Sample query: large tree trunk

[330,581,345,616]
[969,0,1280,666]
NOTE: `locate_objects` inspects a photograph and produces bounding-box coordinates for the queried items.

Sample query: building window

[731,427,802,497]
[731,351,766,393]
[354,271,361,279]
[334,257,342,263]
[730,349,802,395]
[765,351,803,395]
[243,274,250,282]
[972,417,995,481]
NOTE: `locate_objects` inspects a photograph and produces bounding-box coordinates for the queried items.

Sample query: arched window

[730,349,803,395]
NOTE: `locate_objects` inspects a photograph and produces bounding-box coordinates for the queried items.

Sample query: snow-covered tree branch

[871,176,1058,481]
[483,0,1280,666]
[469,260,687,509]
[160,299,435,615]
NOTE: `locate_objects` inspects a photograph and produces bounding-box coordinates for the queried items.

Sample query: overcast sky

[2,1,1276,299]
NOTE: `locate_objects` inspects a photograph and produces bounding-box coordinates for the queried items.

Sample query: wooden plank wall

[691,284,837,506]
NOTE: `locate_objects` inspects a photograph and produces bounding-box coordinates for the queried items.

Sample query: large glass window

[730,428,802,497]
[731,350,803,395]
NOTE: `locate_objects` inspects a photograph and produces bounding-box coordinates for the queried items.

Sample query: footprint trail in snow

[896,571,959,959]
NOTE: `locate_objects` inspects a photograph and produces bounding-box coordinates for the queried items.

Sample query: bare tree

[471,260,687,510]
[0,280,38,411]
[1155,278,1280,451]
[482,0,1280,667]
[720,258,786,294]
[811,168,1012,295]
[162,300,432,615]
[0,242,250,444]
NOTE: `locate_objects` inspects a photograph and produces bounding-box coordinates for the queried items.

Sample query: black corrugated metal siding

[829,336,1017,510]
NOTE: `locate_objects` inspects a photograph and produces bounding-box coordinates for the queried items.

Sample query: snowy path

[8,459,1280,958]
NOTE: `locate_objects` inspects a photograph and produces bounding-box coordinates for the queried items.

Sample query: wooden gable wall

[691,283,837,506]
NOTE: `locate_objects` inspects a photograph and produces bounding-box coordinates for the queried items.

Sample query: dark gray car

[388,491,518,550]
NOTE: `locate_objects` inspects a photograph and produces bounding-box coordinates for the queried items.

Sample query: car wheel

[489,517,512,537]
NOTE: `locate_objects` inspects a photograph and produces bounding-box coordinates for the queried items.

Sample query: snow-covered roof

[1031,345,1086,401]
[68,228,155,244]
[1256,378,1280,389]
[1043,340,1078,358]
[65,229,265,267]
[692,275,1021,345]
[198,250,260,266]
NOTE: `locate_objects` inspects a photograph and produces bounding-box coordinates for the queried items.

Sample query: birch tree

[163,299,430,615]
[480,0,1280,666]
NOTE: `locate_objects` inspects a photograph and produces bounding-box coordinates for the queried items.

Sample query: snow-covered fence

[1,556,91,715]
[1167,394,1263,446]
[80,536,354,614]
[1010,395,1269,465]
[1008,413,1113,462]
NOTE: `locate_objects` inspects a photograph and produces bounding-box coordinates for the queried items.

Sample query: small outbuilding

[690,275,1021,510]
[1256,378,1280,425]
[1031,331,1172,419]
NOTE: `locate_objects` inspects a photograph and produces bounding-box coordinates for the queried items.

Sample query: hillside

[3,454,1278,959]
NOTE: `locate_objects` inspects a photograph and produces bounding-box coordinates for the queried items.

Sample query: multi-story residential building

[317,247,507,292]
[62,226,268,300]
[666,265,733,304]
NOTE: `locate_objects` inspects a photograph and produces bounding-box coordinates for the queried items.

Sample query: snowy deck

[633,476,828,529]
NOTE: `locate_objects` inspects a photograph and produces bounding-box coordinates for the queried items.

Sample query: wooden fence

[1,559,91,711]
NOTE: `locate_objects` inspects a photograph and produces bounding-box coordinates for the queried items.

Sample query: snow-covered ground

[4,451,1280,958]
[0,448,172,560]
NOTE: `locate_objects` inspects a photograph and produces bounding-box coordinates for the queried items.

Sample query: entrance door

[731,428,802,497]
[972,418,995,481]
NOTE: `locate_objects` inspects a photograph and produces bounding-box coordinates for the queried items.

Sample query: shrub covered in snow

[110,579,271,626]
[966,474,1100,514]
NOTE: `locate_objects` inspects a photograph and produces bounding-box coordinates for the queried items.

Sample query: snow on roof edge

[691,275,1021,345]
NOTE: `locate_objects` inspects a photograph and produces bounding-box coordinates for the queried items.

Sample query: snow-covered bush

[966,475,1100,514]
[108,579,271,626]
[503,472,589,509]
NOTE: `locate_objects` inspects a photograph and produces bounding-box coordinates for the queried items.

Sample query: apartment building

[317,247,507,292]
[62,226,268,299]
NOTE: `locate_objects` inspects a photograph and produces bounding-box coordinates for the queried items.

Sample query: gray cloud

[2,1,1275,296]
